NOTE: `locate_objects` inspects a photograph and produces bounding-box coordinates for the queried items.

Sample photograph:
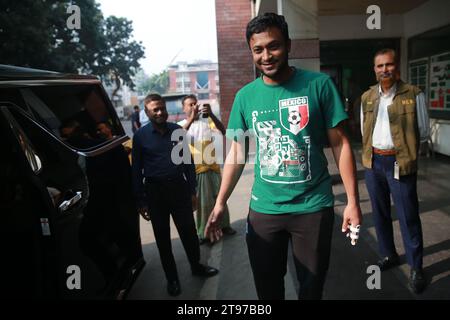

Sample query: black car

[0,65,145,299]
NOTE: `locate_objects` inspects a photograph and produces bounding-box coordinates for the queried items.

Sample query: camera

[201,104,210,118]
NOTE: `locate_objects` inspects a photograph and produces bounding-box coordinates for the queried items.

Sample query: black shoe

[199,238,209,245]
[409,268,426,294]
[192,264,219,278]
[376,255,400,271]
[167,280,181,296]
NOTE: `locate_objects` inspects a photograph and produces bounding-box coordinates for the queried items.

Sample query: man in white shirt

[360,48,429,294]
[139,107,150,127]
[178,94,236,245]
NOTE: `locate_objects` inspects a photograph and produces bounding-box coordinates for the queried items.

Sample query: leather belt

[373,147,396,156]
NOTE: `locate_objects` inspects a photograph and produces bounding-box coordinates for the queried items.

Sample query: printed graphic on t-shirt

[279,96,309,135]
[252,101,311,184]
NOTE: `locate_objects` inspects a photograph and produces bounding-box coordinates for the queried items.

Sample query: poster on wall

[409,58,428,100]
[429,52,450,110]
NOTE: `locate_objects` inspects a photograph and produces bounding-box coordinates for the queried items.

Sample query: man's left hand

[201,104,212,117]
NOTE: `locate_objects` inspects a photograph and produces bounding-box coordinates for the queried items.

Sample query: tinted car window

[15,84,124,151]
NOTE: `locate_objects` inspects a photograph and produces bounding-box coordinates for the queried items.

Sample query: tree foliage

[0,0,145,95]
[99,16,145,96]
[0,0,56,70]
[135,69,169,96]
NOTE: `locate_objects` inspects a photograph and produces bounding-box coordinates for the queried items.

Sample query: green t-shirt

[227,68,348,214]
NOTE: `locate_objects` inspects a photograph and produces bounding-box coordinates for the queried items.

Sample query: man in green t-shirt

[205,13,362,300]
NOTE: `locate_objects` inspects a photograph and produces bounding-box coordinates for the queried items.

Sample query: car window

[5,107,89,210]
[19,84,124,151]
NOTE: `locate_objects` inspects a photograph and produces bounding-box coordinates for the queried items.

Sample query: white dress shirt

[360,84,430,149]
[177,118,212,141]
[139,109,150,127]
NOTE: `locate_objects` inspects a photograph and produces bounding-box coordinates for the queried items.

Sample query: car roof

[0,64,98,81]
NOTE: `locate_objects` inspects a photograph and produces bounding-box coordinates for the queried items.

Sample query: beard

[152,114,168,125]
[259,53,289,79]
[263,62,286,78]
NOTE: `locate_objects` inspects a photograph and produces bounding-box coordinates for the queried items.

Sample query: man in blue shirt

[132,93,219,297]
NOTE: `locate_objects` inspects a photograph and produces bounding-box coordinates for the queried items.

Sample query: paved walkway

[127,143,450,300]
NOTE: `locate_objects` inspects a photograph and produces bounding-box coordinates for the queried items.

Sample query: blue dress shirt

[132,122,196,206]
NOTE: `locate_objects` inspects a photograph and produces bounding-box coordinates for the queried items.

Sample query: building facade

[168,60,220,100]
[215,0,450,155]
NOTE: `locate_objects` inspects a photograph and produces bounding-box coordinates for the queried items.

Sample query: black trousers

[246,207,334,300]
[145,177,200,282]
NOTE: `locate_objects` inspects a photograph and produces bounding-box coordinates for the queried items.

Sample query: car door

[0,81,144,299]
[0,104,108,298]
[0,106,57,299]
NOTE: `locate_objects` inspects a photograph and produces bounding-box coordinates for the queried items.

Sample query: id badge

[394,161,400,180]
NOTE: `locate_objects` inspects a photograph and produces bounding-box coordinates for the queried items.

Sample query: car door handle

[59,191,82,212]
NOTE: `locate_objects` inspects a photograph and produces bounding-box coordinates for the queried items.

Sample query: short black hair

[373,48,398,64]
[134,105,140,110]
[144,93,163,106]
[246,12,289,46]
[182,94,197,106]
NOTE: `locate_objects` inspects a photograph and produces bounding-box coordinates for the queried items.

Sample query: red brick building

[215,0,255,126]
[168,60,219,101]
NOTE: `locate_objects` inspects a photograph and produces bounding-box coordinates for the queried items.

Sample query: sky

[96,0,218,76]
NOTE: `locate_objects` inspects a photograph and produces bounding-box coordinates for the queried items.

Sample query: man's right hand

[138,206,150,221]
[204,203,225,243]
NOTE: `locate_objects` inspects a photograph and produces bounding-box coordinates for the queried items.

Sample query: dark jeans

[246,207,334,300]
[145,177,200,282]
[365,154,423,269]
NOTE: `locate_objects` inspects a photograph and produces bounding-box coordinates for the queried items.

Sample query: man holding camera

[178,95,236,245]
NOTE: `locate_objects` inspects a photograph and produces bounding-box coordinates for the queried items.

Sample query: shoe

[409,268,426,294]
[199,238,209,245]
[376,255,400,271]
[167,280,181,296]
[192,263,219,277]
[222,227,237,235]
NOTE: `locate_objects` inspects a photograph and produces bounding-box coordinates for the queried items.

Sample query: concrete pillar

[400,37,408,80]
[257,0,320,71]
[281,0,320,71]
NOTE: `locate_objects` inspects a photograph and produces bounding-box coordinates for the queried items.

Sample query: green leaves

[135,69,169,96]
[0,0,145,92]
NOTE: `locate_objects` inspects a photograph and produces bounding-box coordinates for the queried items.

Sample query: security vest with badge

[361,80,421,176]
